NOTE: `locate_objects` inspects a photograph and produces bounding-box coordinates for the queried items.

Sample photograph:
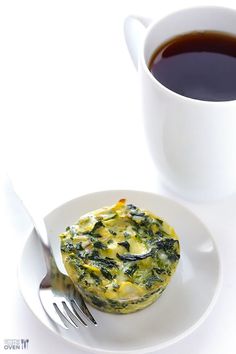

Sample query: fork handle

[30,211,53,272]
[10,177,53,272]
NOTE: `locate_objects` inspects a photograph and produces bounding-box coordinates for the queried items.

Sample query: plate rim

[18,189,223,354]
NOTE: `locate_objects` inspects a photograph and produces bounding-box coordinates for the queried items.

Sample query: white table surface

[1,0,236,353]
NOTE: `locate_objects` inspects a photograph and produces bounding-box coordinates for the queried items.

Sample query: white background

[1,0,236,353]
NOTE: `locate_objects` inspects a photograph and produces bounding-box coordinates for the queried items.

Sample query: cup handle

[124,15,153,70]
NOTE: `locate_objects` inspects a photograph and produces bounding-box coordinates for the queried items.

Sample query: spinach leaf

[92,220,104,233]
[145,275,163,289]
[101,267,113,280]
[61,240,74,252]
[89,250,118,268]
[153,267,166,275]
[90,272,101,285]
[124,263,138,276]
[156,218,163,225]
[168,253,180,262]
[118,241,130,252]
[75,243,83,251]
[156,231,163,238]
[93,241,107,250]
[156,238,179,251]
[69,225,79,237]
[116,250,152,261]
[90,295,107,307]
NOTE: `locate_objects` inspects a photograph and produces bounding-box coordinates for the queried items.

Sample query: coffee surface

[149,31,236,101]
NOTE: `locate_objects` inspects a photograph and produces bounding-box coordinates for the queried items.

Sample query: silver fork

[13,184,97,329]
[34,216,97,329]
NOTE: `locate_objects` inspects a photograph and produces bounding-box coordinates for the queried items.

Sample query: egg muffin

[59,199,180,314]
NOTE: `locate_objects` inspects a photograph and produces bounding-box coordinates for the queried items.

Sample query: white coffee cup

[124,6,236,201]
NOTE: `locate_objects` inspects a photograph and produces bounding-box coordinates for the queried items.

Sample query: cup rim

[140,5,236,105]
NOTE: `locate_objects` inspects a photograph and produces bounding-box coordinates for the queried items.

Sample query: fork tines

[53,296,97,329]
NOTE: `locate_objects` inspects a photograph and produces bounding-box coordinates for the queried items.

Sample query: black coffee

[149,31,236,101]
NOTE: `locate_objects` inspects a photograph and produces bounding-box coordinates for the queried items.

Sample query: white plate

[18,190,222,353]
